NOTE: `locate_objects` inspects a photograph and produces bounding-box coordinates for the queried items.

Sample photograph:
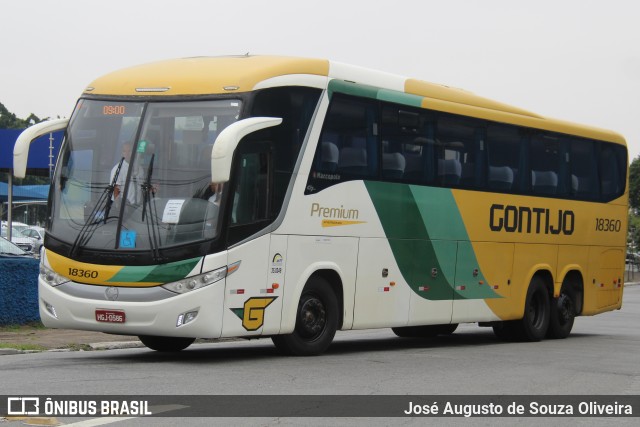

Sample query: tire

[547,287,576,339]
[138,335,195,352]
[492,321,519,341]
[392,323,458,338]
[272,276,338,356]
[514,276,550,342]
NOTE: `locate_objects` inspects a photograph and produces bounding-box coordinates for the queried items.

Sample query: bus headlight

[162,265,228,294]
[39,264,71,287]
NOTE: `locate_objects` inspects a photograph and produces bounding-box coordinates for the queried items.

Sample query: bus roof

[86,55,626,145]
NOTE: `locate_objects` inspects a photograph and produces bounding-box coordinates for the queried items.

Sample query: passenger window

[599,144,627,201]
[530,134,562,196]
[570,138,599,200]
[380,104,430,181]
[306,95,378,193]
[486,124,522,191]
[435,115,483,188]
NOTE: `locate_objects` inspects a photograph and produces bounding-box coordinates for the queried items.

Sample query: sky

[2,0,639,158]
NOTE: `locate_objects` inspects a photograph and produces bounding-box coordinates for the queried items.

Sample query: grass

[0,322,46,332]
[0,342,47,351]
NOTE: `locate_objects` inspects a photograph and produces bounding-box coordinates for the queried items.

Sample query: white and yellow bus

[15,56,628,355]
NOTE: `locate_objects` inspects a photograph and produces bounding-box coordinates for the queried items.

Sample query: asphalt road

[1,286,639,426]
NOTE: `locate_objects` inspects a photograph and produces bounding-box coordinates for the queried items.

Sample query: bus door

[222,141,284,337]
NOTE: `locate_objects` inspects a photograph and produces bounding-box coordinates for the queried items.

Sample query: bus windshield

[49,99,242,253]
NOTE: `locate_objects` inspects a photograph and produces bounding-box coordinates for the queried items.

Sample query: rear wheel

[547,287,576,339]
[272,276,338,356]
[138,335,195,352]
[514,276,550,341]
[392,323,458,338]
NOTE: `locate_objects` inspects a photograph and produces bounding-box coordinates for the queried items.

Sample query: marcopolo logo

[489,204,574,235]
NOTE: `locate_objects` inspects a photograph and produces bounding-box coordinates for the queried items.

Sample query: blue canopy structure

[0,128,63,175]
[0,182,50,203]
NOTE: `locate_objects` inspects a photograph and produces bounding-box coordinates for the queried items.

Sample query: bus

[14,56,628,355]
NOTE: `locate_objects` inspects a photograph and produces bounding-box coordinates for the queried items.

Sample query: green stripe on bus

[377,89,423,108]
[109,257,201,284]
[365,181,499,300]
[364,181,458,300]
[328,80,424,108]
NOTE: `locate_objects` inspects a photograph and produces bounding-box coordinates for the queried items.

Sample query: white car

[21,227,45,252]
[1,226,37,253]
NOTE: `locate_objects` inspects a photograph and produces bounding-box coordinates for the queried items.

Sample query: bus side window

[486,124,522,192]
[599,143,627,201]
[306,95,378,193]
[570,138,599,200]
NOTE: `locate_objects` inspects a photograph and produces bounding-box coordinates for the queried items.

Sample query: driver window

[231,151,270,225]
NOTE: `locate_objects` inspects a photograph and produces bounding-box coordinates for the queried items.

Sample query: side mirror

[14,118,68,178]
[211,117,282,183]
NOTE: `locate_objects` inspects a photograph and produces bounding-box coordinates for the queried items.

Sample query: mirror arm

[14,118,68,178]
[211,117,282,183]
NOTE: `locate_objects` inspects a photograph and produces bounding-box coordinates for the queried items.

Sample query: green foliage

[0,101,47,129]
[630,155,640,211]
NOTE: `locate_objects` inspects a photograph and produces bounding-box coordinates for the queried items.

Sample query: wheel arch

[281,263,346,333]
[532,269,554,299]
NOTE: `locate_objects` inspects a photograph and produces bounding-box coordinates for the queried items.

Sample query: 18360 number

[595,218,622,232]
[68,268,99,279]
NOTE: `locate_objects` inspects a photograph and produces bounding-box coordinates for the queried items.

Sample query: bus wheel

[515,276,550,342]
[547,289,575,339]
[272,276,338,356]
[138,335,195,352]
[492,321,518,341]
[392,323,458,338]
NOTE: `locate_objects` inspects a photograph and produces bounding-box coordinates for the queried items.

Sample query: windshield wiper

[140,154,161,262]
[69,157,124,257]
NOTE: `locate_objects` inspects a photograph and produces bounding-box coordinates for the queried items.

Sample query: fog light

[44,300,58,318]
[176,310,198,327]
[184,311,198,324]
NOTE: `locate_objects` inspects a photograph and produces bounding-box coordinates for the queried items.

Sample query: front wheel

[138,335,195,352]
[272,276,338,356]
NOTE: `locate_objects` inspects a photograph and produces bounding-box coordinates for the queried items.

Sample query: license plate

[95,309,126,323]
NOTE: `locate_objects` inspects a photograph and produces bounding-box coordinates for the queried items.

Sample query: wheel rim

[297,295,326,340]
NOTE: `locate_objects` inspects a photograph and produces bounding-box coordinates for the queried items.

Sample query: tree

[629,155,640,212]
[0,102,47,129]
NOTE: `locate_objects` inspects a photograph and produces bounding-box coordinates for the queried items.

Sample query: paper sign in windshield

[162,199,185,224]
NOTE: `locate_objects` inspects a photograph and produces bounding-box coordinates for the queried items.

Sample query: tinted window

[486,124,522,191]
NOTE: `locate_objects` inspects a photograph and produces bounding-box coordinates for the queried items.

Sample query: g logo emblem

[231,297,277,331]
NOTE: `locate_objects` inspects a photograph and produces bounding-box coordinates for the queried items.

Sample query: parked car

[0,236,33,258]
[0,227,37,253]
[21,227,45,252]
